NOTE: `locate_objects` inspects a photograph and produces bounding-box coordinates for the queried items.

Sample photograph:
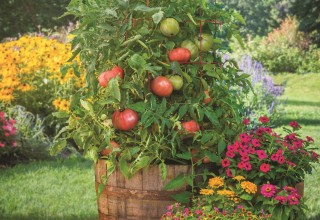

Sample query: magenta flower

[243,118,250,125]
[259,116,269,123]
[221,158,230,167]
[274,195,287,204]
[260,184,277,197]
[306,136,314,142]
[289,121,301,129]
[251,139,261,147]
[226,151,236,158]
[288,194,300,205]
[256,150,267,160]
[260,163,270,173]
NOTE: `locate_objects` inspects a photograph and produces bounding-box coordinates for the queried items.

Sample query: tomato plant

[53,0,250,202]
[100,141,120,156]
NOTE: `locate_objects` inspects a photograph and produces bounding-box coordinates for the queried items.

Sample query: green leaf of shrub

[171,191,191,204]
[164,174,185,190]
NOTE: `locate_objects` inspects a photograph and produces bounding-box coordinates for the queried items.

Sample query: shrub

[230,17,320,74]
[0,31,84,137]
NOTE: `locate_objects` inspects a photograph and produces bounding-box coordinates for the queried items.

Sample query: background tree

[0,0,74,40]
[289,0,320,44]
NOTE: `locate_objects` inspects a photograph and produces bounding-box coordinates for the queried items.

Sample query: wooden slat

[95,160,191,219]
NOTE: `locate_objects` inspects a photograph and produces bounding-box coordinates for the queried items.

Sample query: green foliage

[221,0,291,37]
[231,17,320,73]
[0,0,74,40]
[52,0,252,200]
[289,0,320,44]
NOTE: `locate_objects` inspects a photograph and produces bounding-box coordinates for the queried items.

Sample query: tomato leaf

[164,174,185,190]
[127,102,147,113]
[108,78,121,102]
[176,152,192,160]
[159,162,167,181]
[178,105,189,119]
[171,191,191,204]
[218,139,226,155]
[152,11,164,24]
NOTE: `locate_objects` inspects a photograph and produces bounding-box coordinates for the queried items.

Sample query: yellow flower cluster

[208,176,224,189]
[233,175,245,182]
[199,188,214,195]
[217,189,236,198]
[240,181,257,194]
[52,97,71,112]
[0,35,84,103]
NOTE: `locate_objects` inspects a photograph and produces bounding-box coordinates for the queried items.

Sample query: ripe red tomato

[203,90,212,104]
[100,141,120,156]
[98,66,124,88]
[112,108,139,131]
[151,76,173,97]
[182,120,200,133]
[111,66,124,79]
[168,48,191,64]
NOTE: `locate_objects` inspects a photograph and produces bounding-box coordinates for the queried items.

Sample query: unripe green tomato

[160,18,180,37]
[100,114,107,120]
[168,75,184,90]
[194,33,214,52]
[181,40,199,59]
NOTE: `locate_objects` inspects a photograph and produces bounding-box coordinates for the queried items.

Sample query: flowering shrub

[221,116,319,187]
[0,32,84,138]
[161,176,271,220]
[0,112,17,157]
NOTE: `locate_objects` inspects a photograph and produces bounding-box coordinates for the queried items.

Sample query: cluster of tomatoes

[99,17,214,157]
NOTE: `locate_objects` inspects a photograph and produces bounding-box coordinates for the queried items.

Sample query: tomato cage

[123,0,224,90]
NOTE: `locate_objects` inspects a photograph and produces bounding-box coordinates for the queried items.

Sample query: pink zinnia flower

[239,133,250,142]
[0,142,5,147]
[221,158,230,167]
[274,195,287,204]
[289,121,301,129]
[251,139,261,147]
[259,116,269,123]
[260,163,270,173]
[243,118,250,125]
[256,150,267,160]
[255,128,264,136]
[239,149,248,157]
[260,184,277,198]
[288,194,300,205]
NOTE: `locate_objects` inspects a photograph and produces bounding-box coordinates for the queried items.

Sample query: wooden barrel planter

[94,159,191,220]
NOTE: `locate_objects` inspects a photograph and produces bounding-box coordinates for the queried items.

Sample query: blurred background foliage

[0,0,74,40]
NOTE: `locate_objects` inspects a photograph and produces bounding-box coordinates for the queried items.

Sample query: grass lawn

[273,73,320,220]
[0,158,98,220]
